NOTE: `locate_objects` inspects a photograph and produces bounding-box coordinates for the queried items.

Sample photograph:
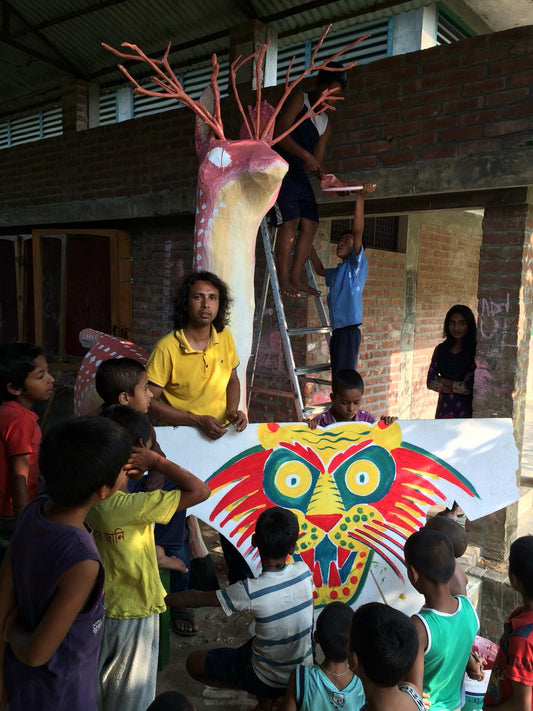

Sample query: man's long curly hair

[173,271,233,333]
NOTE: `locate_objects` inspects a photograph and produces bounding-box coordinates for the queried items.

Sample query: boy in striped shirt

[165,507,314,710]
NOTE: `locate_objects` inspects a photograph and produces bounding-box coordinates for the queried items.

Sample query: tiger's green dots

[369,512,375,517]
[334,533,341,540]
[348,542,355,549]
[300,542,307,549]
[362,515,368,522]
[357,507,363,514]
[311,534,318,541]
[340,523,348,531]
[301,523,308,530]
[354,515,360,523]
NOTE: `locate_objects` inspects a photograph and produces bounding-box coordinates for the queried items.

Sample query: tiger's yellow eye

[345,460,380,496]
[274,461,312,498]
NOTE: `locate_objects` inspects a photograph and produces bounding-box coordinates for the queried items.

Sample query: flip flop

[170,608,198,637]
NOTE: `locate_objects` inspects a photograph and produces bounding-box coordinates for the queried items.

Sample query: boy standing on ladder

[310,183,376,373]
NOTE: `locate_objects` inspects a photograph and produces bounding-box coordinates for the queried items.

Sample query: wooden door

[32,229,131,357]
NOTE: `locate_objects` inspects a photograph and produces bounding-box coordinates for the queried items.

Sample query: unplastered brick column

[62,78,89,133]
[467,196,533,561]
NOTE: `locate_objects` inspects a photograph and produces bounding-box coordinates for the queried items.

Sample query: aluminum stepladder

[248,217,332,420]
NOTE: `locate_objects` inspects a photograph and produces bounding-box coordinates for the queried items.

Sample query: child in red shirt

[0,343,54,533]
[484,535,533,711]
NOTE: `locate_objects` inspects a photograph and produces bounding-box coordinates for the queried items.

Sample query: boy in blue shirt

[284,601,365,711]
[310,183,376,373]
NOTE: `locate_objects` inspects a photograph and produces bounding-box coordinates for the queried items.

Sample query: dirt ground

[155,523,259,710]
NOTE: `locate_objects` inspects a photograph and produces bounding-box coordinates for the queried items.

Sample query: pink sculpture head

[102,28,368,406]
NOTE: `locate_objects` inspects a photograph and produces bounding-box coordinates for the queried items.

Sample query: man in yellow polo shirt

[146,271,250,635]
[146,271,247,439]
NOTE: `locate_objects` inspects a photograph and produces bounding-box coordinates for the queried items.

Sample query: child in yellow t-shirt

[85,405,210,711]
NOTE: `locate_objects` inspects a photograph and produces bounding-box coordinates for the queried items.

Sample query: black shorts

[204,639,285,699]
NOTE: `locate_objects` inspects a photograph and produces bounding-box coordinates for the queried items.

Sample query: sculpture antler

[102,41,226,140]
[264,24,369,146]
[104,24,368,144]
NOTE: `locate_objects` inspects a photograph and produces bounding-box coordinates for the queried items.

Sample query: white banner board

[156,419,518,614]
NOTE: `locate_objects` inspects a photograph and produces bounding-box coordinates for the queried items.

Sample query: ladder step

[303,376,332,386]
[303,403,331,417]
[295,363,331,375]
[287,327,331,336]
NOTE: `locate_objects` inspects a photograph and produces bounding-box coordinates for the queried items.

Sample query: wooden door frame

[32,228,132,355]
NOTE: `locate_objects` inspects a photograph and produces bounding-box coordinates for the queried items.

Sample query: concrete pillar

[88,82,100,129]
[62,78,89,132]
[229,20,278,87]
[391,5,438,55]
[398,216,419,418]
[467,195,533,560]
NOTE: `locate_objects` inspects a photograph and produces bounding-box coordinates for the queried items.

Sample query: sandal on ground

[170,608,198,636]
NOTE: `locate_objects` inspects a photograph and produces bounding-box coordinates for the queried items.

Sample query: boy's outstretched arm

[483,681,532,711]
[165,589,220,609]
[0,549,16,707]
[309,247,325,277]
[127,445,210,510]
[281,668,298,711]
[351,184,376,254]
[4,558,100,668]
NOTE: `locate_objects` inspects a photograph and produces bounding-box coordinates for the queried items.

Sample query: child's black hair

[0,342,43,403]
[425,515,468,558]
[316,602,354,662]
[317,61,347,89]
[40,416,131,507]
[147,692,195,711]
[350,602,418,686]
[332,369,364,395]
[443,304,477,356]
[509,535,533,599]
[95,357,146,407]
[254,506,299,559]
[102,404,151,448]
[404,529,455,584]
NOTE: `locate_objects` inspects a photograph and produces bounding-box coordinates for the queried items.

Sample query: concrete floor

[154,526,258,710]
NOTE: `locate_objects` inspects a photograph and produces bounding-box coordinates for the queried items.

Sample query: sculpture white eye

[208,146,232,168]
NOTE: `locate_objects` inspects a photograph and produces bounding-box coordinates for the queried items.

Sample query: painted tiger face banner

[156,418,518,613]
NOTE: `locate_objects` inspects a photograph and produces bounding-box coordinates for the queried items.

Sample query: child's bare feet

[279,280,301,297]
[290,279,320,297]
[155,544,188,573]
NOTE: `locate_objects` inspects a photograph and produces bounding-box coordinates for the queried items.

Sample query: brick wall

[1,27,531,228]
[130,221,194,349]
[410,219,482,419]
[248,211,482,423]
[324,26,533,188]
[474,204,533,431]
[0,26,528,429]
[359,249,405,416]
